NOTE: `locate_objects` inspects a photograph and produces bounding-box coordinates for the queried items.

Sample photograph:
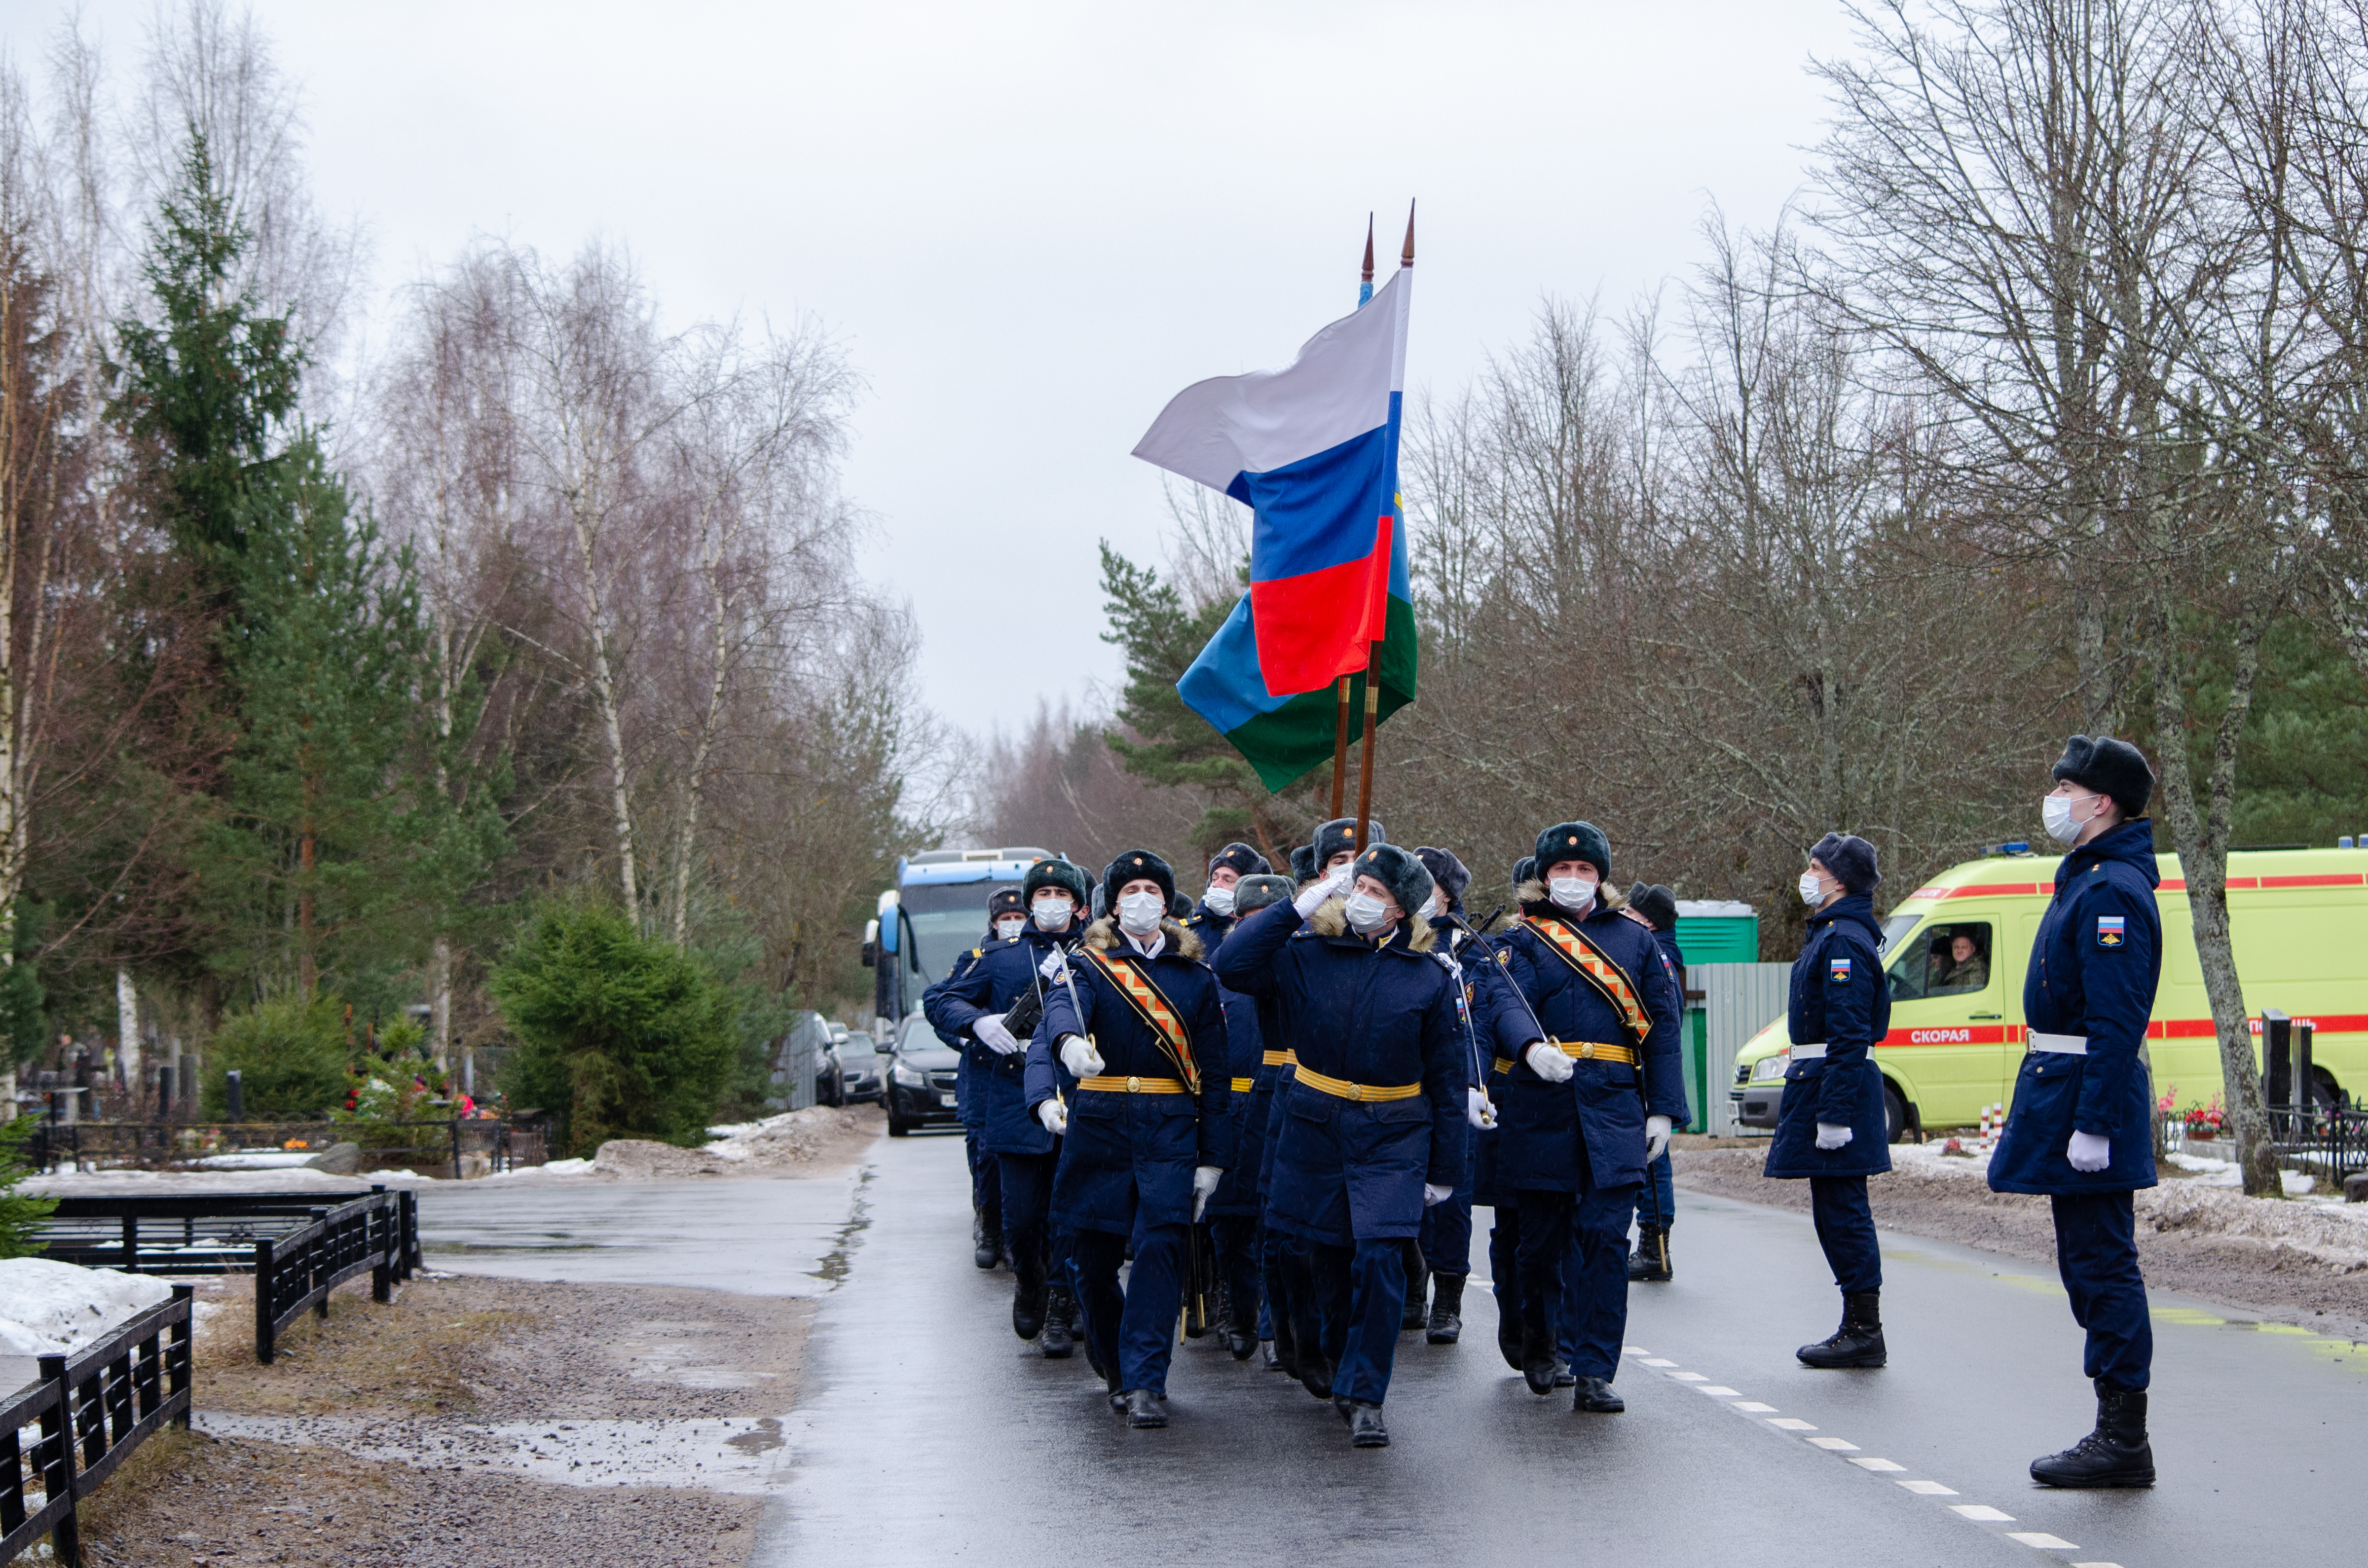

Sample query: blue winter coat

[922,917,1087,1156]
[1214,898,1470,1244]
[1990,819,2163,1196]
[1025,918,1235,1236]
[1187,905,1272,1219]
[1765,892,1894,1179]
[1459,923,1521,1206]
[1482,894,1688,1192]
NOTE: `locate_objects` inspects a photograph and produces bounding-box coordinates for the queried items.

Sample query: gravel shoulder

[1673,1139,2368,1341]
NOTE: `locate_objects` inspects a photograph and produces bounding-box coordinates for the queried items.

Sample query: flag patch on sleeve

[2097,915,2125,948]
[1829,957,1851,982]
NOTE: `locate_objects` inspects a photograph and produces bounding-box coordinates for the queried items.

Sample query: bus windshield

[898,880,1019,988]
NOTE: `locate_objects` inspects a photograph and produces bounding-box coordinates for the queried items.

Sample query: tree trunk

[115,968,139,1088]
[431,935,452,1072]
[570,501,639,917]
[297,826,317,1001]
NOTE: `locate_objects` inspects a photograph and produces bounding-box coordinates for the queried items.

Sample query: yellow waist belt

[1077,1075,1188,1094]
[1261,1050,1291,1066]
[1552,1039,1637,1064]
[1294,1064,1423,1103]
[1230,1077,1254,1092]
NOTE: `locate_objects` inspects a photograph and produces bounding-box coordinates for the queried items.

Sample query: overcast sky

[3,0,1861,733]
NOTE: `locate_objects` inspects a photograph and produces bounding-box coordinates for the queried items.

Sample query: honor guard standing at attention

[1991,737,2162,1488]
[1626,883,1684,1283]
[1485,823,1686,1414]
[1215,841,1468,1450]
[956,889,1027,1271]
[1769,834,1894,1370]
[1187,844,1274,1359]
[1409,846,1491,1344]
[922,860,1093,1357]
[1028,851,1234,1429]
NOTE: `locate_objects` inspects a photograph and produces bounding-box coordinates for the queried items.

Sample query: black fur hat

[1312,816,1387,872]
[1810,833,1882,895]
[1234,873,1293,916]
[1352,842,1435,921]
[1512,855,1536,890]
[1169,890,1193,920]
[1289,844,1317,882]
[1103,849,1177,913]
[1023,857,1091,906]
[1535,821,1612,882]
[1415,846,1471,913]
[2053,734,2155,820]
[987,886,1026,922]
[1207,841,1271,880]
[1629,883,1678,932]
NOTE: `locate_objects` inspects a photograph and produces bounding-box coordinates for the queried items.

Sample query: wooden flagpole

[1329,216,1377,825]
[1353,202,1413,855]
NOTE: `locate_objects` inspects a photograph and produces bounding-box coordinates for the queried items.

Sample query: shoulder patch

[1828,956,1852,983]
[2096,914,2125,948]
[969,947,983,959]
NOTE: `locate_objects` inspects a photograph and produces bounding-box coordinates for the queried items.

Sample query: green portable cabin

[1671,900,1759,1131]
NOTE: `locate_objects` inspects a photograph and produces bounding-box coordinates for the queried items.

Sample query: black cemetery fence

[253,1193,407,1365]
[1,1286,193,1567]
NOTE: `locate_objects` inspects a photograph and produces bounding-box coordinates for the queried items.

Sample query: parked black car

[838,1025,885,1105]
[884,1013,962,1136]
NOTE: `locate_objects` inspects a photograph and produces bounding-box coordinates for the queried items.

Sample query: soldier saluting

[1483,822,1686,1414]
[1990,736,2162,1488]
[1028,850,1234,1429]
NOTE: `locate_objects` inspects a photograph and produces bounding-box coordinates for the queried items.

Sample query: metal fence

[254,1192,407,1364]
[31,1118,533,1179]
[36,1185,418,1280]
[1694,962,1790,1137]
[2269,1102,2368,1179]
[2,1287,193,1568]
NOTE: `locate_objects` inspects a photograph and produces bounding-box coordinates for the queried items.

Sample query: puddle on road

[808,1165,874,1288]
[196,1411,795,1494]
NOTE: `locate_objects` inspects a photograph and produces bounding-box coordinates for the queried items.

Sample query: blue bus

[862,847,1082,1031]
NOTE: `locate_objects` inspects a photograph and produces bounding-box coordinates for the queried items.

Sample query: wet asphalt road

[418,1139,2362,1568]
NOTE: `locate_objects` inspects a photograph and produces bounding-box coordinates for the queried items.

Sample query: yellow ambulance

[1729,843,2368,1139]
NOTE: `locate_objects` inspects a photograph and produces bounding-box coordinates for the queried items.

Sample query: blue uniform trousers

[1209,1214,1262,1335]
[1809,1174,1882,1295]
[1263,1227,1303,1356]
[1517,1181,1639,1382]
[1308,1237,1408,1405]
[1488,1203,1520,1315]
[1421,1190,1473,1278]
[997,1149,1069,1293]
[1629,1150,1674,1235]
[2053,1191,2151,1391]
[1072,1221,1185,1395]
[968,1131,1001,1238]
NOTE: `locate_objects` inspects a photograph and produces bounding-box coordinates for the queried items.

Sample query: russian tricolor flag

[1133,267,1416,790]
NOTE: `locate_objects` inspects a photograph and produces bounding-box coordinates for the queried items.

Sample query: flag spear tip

[1362,214,1375,284]
[1401,200,1416,267]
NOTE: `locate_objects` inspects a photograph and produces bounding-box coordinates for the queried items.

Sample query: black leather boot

[1496,1292,1524,1370]
[1401,1242,1430,1332]
[1552,1360,1576,1388]
[1123,1388,1167,1428]
[1572,1375,1625,1413]
[1297,1346,1336,1402]
[2031,1383,2155,1487]
[1796,1290,1887,1368]
[1426,1274,1466,1345]
[1347,1401,1389,1448]
[1519,1292,1559,1396]
[1011,1268,1047,1342]
[1627,1227,1672,1283]
[1040,1284,1076,1358]
[972,1213,997,1270]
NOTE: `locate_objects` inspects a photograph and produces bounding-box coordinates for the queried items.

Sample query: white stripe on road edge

[1638,1357,1678,1367]
[2070,1562,2126,1567]
[1847,1458,1905,1472]
[2008,1534,2079,1551]
[1693,1386,1740,1396]
[1767,1418,1817,1431]
[1896,1480,1958,1495]
[1668,1372,1706,1381]
[1950,1505,2016,1522]
[1731,1401,1776,1412]
[1806,1438,1860,1451]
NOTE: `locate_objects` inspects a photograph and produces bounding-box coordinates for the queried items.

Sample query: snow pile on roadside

[473,1156,594,1180]
[23,1166,431,1197]
[592,1105,878,1179]
[0,1259,173,1356]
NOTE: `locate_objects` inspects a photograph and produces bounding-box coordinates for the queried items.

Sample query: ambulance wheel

[1883,1083,1908,1144]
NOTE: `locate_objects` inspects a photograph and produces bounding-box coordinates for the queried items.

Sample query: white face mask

[1798,871,1826,906]
[2042,791,2101,846]
[1117,890,1165,936]
[996,916,1026,941]
[1421,889,1443,921]
[1343,890,1395,935]
[1549,875,1597,912]
[1031,895,1073,932]
[1204,885,1236,917]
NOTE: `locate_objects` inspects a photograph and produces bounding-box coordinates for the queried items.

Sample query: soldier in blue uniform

[1991,736,2161,1488]
[1476,856,1534,1373]
[1215,841,1468,1450]
[1185,843,1274,1359]
[1247,865,1309,1380]
[1408,845,1492,1345]
[1028,850,1234,1428]
[1483,822,1686,1414]
[1627,883,1684,1283]
[922,859,1093,1356]
[1768,834,1894,1369]
[957,889,1026,1271]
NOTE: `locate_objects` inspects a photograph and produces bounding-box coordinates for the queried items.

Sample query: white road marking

[1668,1371,1706,1382]
[2008,1534,2078,1550]
[2070,1562,2125,1567]
[1767,1418,1817,1431]
[1732,1401,1777,1413]
[1949,1505,2016,1522]
[1806,1437,1860,1451]
[1847,1458,1905,1472]
[1896,1480,1958,1495]
[1693,1386,1741,1396]
[1622,1345,1649,1355]
[1638,1357,1678,1367]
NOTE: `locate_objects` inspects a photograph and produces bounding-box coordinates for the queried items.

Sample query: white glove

[1294,861,1357,917]
[1058,1034,1104,1079]
[2067,1130,2111,1172]
[1466,1088,1497,1129]
[1815,1122,1853,1150]
[1036,1098,1068,1134]
[1644,1114,1672,1163]
[1525,1041,1574,1083]
[973,1013,1021,1056]
[1036,948,1069,981]
[1423,1182,1452,1207]
[1192,1166,1224,1220]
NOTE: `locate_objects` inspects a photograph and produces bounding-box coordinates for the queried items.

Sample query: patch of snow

[192,1151,322,1170]
[24,1167,406,1197]
[470,1157,593,1180]
[0,1259,173,1356]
